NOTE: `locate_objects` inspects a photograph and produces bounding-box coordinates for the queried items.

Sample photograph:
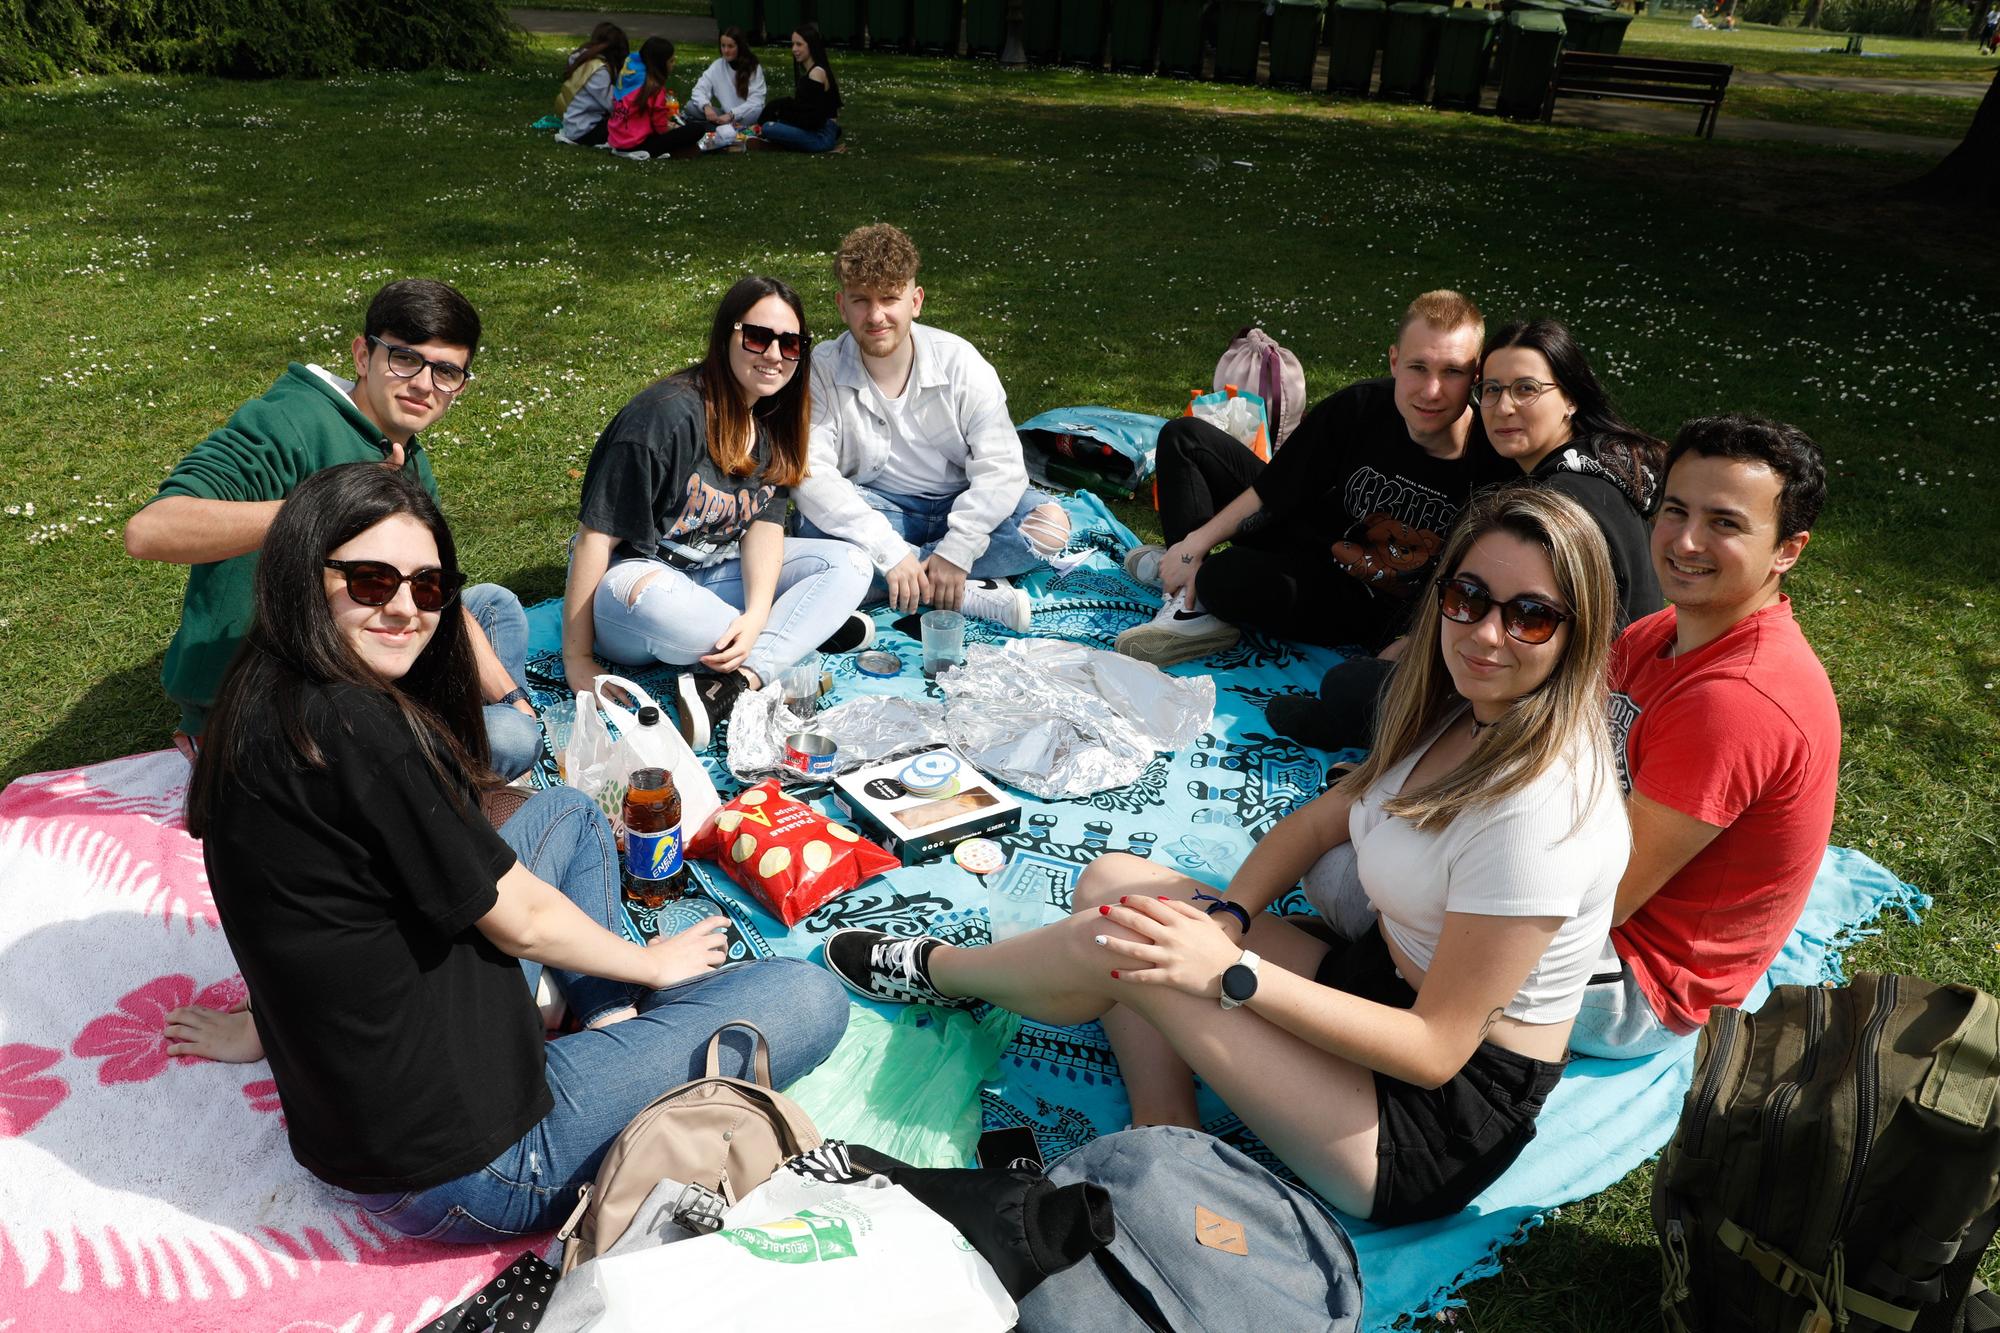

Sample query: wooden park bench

[1544,50,1734,139]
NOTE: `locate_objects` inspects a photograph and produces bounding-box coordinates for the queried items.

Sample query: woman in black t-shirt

[166,463,847,1239]
[752,24,844,153]
[562,275,872,748]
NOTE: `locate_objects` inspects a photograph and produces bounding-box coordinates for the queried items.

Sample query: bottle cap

[856,650,901,678]
[638,706,661,726]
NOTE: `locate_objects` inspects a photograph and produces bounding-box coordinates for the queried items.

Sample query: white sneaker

[959,577,1032,633]
[1114,591,1241,666]
[1121,544,1167,589]
[554,132,578,145]
[613,148,652,160]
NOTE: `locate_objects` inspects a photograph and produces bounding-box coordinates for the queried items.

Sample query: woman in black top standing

[166,463,847,1241]
[753,24,844,153]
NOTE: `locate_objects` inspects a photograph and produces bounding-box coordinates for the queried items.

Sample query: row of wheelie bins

[712,0,1625,111]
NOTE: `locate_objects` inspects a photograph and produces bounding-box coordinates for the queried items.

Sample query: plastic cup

[541,698,576,778]
[778,653,824,720]
[921,609,967,679]
[987,855,1046,942]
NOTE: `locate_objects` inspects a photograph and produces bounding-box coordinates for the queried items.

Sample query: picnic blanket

[0,494,1928,1331]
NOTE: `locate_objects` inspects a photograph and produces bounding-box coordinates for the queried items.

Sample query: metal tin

[782,730,839,777]
[856,650,902,678]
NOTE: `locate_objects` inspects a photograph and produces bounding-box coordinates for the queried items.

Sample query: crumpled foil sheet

[727,638,1214,800]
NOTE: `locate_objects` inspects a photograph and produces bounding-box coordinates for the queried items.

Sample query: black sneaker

[817,611,875,655]
[822,929,975,1009]
[674,670,750,749]
[1265,692,1368,753]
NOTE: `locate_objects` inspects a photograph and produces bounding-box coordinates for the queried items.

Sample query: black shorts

[1311,925,1566,1227]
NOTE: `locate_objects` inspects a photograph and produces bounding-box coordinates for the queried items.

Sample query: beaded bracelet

[1191,891,1251,936]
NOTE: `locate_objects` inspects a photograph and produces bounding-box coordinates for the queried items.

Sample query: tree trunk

[1909,0,1935,36]
[1901,69,2000,210]
[1801,0,1824,27]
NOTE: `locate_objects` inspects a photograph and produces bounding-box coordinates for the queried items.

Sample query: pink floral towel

[0,751,521,1332]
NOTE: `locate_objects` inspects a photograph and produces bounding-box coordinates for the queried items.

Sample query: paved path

[511,7,1959,154]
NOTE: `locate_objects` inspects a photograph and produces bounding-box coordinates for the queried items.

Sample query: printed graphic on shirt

[658,473,777,567]
[1334,468,1463,598]
[1607,691,1641,794]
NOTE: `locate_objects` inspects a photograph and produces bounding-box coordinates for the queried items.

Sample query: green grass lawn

[2,39,1996,1323]
[1724,83,1978,135]
[1624,11,2000,78]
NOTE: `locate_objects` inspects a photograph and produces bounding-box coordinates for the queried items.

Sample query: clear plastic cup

[987,855,1046,942]
[778,653,824,720]
[541,698,577,778]
[921,609,967,679]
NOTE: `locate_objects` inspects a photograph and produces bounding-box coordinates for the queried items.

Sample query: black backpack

[1654,973,2000,1333]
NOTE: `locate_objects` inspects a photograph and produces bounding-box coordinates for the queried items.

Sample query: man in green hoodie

[125,279,543,777]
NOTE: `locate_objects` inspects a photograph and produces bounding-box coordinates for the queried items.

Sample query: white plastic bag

[1191,389,1268,448]
[569,1170,1016,1333]
[564,675,720,837]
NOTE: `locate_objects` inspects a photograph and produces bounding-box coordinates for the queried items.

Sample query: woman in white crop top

[819,486,1630,1225]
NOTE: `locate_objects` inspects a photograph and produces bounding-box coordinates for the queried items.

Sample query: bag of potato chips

[687,781,899,926]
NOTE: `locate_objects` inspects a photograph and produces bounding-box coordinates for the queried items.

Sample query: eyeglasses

[325,559,466,612]
[366,335,473,394]
[1436,576,1572,645]
[1473,377,1559,408]
[733,322,808,362]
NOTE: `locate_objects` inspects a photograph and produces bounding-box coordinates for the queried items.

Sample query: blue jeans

[463,583,543,780]
[587,537,870,687]
[757,118,841,152]
[795,485,1058,601]
[348,789,850,1243]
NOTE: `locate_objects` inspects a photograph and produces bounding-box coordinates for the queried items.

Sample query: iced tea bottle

[621,766,688,908]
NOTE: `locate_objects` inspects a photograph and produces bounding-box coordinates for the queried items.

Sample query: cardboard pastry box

[831,744,1022,863]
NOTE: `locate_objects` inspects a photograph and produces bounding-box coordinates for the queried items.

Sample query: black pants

[1155,417,1404,653]
[570,120,609,147]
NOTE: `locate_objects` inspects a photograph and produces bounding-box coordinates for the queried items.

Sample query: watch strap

[497,686,531,708]
[1220,949,1262,1010]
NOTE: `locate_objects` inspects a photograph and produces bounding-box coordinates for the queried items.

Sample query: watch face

[1222,963,1257,1003]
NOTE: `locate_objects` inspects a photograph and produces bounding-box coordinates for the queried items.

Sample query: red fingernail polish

[1157,895,1169,901]
[1110,970,1120,979]
[1119,896,1128,904]
[1099,904,1110,915]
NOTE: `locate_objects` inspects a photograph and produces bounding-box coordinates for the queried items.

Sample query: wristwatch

[1219,950,1261,1010]
[497,686,531,708]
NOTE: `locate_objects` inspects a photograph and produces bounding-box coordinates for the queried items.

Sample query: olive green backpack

[1654,973,2000,1333]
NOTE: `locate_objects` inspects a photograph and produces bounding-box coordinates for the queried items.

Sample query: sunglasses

[1437,576,1572,646]
[733,321,808,362]
[325,559,466,612]
[366,335,472,394]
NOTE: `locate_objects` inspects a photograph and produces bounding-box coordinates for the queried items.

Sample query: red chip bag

[686,780,899,926]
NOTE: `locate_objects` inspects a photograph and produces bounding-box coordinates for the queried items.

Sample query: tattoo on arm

[1478,1007,1504,1043]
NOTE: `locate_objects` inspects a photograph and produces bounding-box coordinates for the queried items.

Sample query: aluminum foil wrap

[727,688,948,783]
[940,639,1214,799]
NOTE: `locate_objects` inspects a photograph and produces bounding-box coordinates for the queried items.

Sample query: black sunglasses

[366,335,473,394]
[325,559,466,612]
[1437,576,1572,646]
[733,321,808,362]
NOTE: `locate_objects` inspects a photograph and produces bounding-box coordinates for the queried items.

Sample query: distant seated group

[127,223,1840,1240]
[554,22,845,157]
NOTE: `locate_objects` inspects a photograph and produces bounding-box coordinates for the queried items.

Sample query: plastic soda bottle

[622,765,687,908]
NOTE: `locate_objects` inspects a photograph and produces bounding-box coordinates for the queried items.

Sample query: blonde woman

[822,486,1629,1225]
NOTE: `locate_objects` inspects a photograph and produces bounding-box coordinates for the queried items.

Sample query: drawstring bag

[782,1005,1023,1168]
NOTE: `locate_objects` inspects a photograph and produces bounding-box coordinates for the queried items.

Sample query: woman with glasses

[749,25,844,153]
[165,462,847,1243]
[1476,318,1663,627]
[561,275,872,747]
[820,486,1628,1226]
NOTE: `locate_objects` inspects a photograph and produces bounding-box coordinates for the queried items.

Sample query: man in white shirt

[792,224,1070,630]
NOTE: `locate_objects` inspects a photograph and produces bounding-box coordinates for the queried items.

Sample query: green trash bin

[1431,4,1498,108]
[1213,0,1263,82]
[1378,1,1441,99]
[1326,0,1385,95]
[1565,4,1630,51]
[1158,0,1205,74]
[1495,7,1563,118]
[913,0,961,50]
[870,0,914,47]
[715,0,764,43]
[964,0,1003,52]
[763,0,811,42]
[1022,0,1062,60]
[818,0,865,43]
[1267,0,1325,86]
[1108,0,1160,69]
[1060,0,1109,64]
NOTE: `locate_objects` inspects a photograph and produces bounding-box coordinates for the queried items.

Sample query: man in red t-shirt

[1571,415,1839,1058]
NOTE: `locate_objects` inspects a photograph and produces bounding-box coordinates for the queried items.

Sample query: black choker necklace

[1469,715,1497,739]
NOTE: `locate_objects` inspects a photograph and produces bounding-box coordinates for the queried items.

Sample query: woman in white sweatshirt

[658,28,767,153]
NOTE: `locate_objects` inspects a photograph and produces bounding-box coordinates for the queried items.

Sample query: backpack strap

[1715,1218,1919,1332]
[704,1021,775,1087]
[1918,988,2000,1129]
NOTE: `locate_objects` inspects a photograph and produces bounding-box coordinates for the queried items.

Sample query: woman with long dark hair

[556,21,629,147]
[752,24,844,153]
[822,486,1629,1226]
[166,463,846,1242]
[607,37,685,158]
[651,27,767,153]
[561,276,872,747]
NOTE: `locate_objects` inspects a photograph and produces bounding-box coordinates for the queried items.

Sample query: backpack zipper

[1687,1005,1742,1158]
[1756,986,1828,1235]
[1831,975,1899,1236]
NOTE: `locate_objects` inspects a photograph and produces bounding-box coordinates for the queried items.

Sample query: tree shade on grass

[0,38,1996,1324]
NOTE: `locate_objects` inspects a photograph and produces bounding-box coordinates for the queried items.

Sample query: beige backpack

[555,1020,822,1273]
